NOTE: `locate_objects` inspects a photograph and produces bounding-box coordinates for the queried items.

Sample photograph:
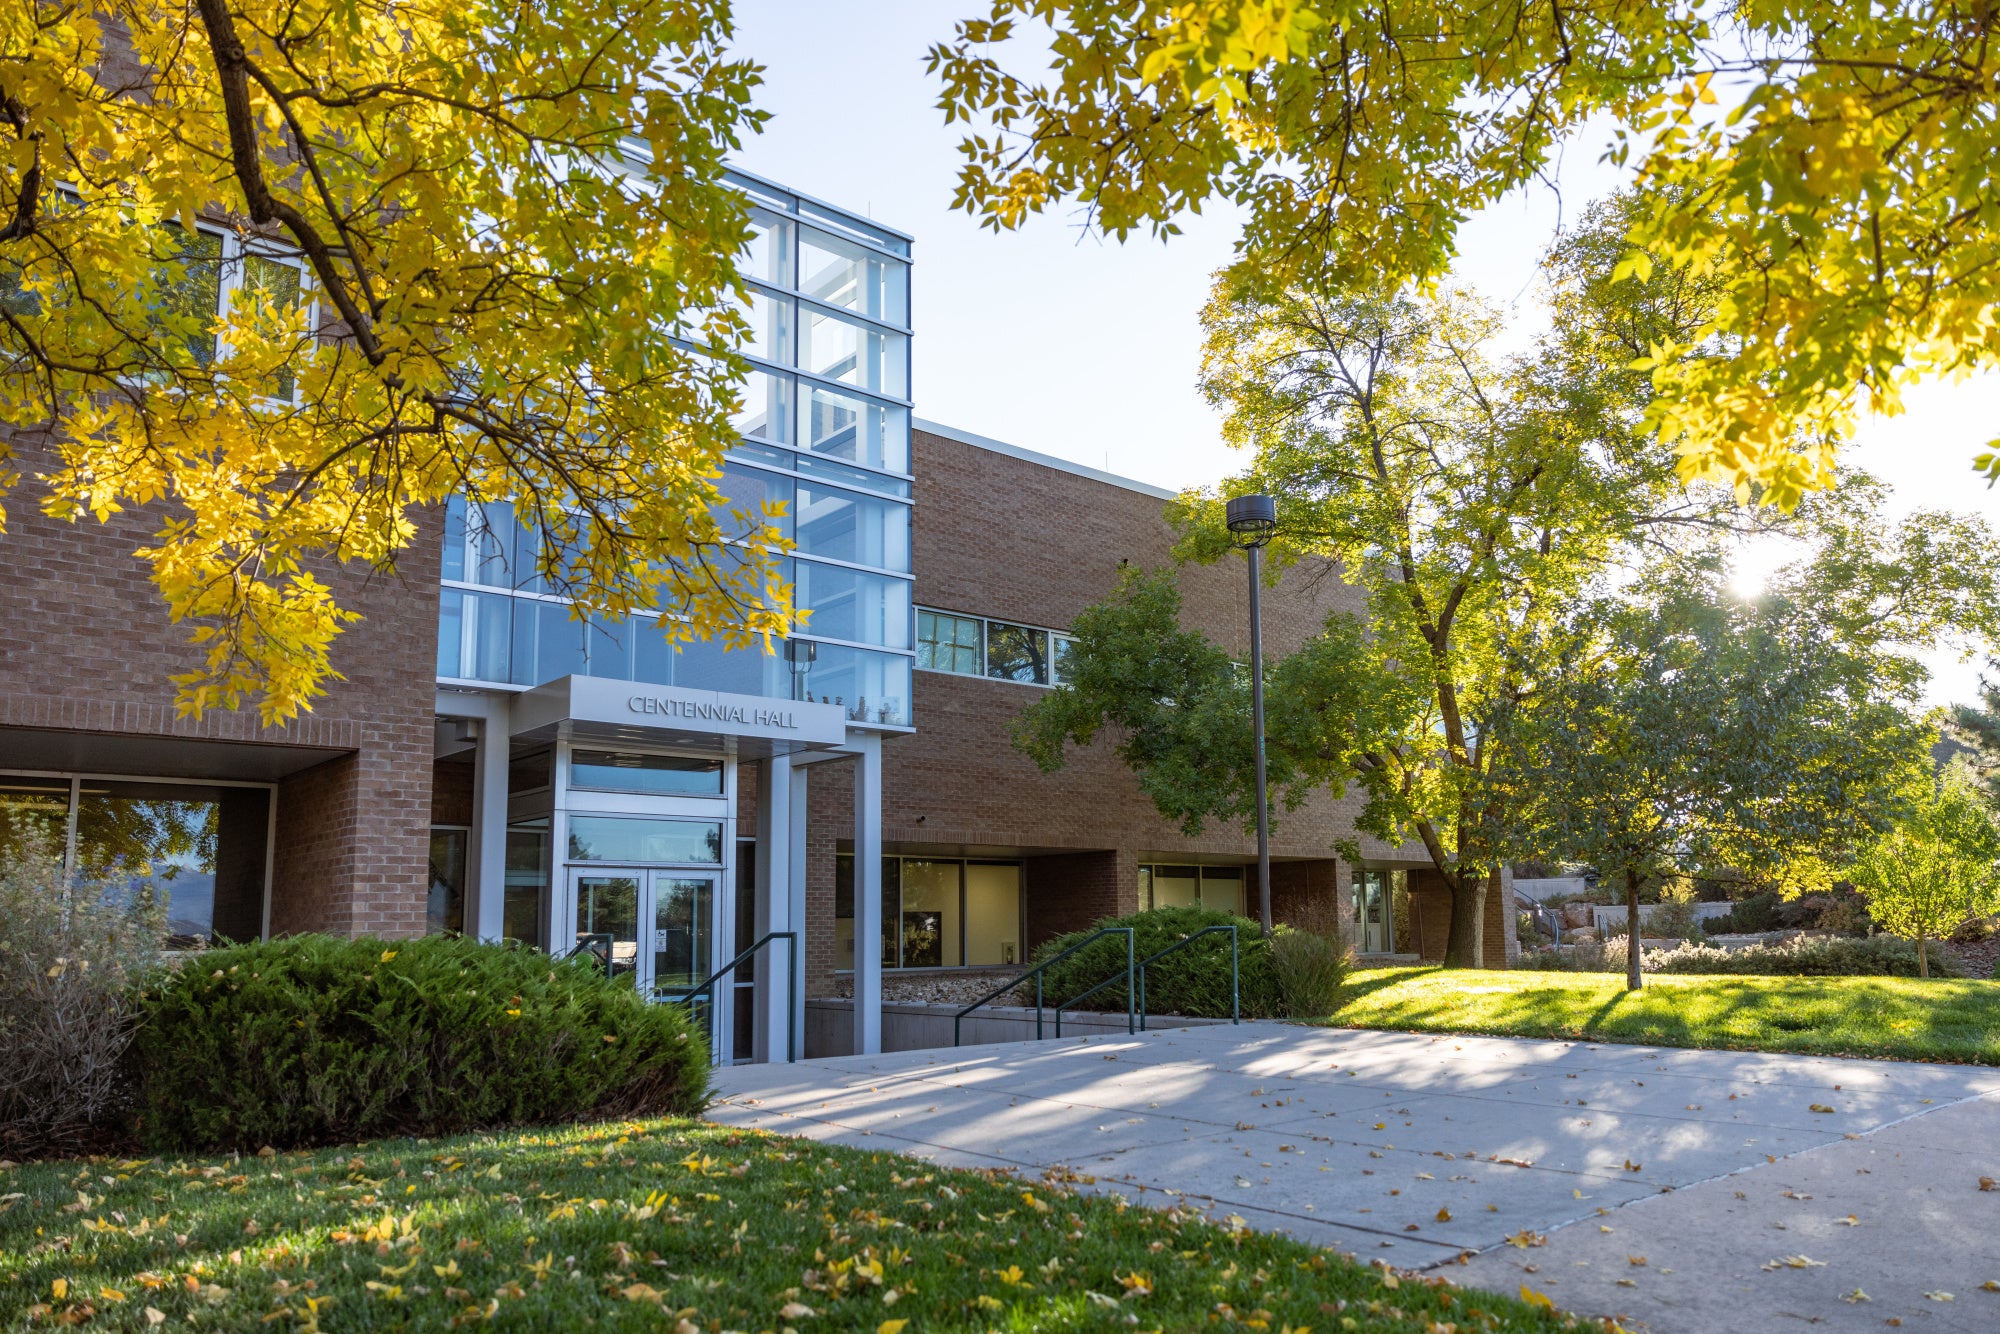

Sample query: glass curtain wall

[436,171,916,727]
[835,855,1023,970]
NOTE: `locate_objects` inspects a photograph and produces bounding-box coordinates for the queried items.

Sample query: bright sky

[729,0,2000,708]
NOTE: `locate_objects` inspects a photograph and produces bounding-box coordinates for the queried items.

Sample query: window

[428,827,468,934]
[504,819,551,946]
[836,855,1023,969]
[731,369,793,444]
[914,609,1071,688]
[985,623,1049,684]
[806,384,908,473]
[1052,634,1075,685]
[566,815,721,864]
[917,611,981,674]
[2,773,271,946]
[799,304,906,397]
[794,480,909,571]
[800,226,909,325]
[569,750,725,797]
[794,561,911,649]
[1139,864,1247,916]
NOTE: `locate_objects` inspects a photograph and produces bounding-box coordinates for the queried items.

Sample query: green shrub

[1,840,167,1155]
[1531,932,1966,978]
[1705,891,1782,935]
[1026,907,1276,1018]
[132,934,710,1151]
[1269,927,1351,1019]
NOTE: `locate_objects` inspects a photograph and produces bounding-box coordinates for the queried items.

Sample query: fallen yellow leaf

[1519,1285,1555,1311]
[1435,1207,1452,1222]
[878,1321,908,1334]
[1808,1104,1835,1114]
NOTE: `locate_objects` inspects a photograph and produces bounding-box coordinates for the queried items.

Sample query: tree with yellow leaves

[2,0,787,721]
[931,1,2000,506]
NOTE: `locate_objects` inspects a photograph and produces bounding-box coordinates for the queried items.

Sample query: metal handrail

[1051,930,1140,1037]
[656,931,802,1064]
[952,926,1134,1047]
[1134,925,1238,1030]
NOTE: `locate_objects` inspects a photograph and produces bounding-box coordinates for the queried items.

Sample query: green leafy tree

[1514,563,1922,990]
[3,1,786,721]
[932,1,2000,503]
[1021,220,1756,964]
[1848,768,2000,978]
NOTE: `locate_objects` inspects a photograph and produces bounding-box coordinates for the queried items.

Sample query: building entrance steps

[708,1022,2000,1333]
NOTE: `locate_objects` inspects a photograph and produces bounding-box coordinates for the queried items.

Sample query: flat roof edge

[914,419,1180,501]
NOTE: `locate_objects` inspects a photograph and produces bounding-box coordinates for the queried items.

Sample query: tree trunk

[1918,932,1929,979]
[1625,865,1643,992]
[1443,869,1487,968]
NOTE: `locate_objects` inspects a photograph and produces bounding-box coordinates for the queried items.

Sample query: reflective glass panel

[239,253,304,398]
[1052,634,1075,685]
[964,863,1022,966]
[731,369,793,444]
[800,226,909,324]
[714,461,795,542]
[743,208,794,286]
[1148,866,1199,910]
[806,384,908,473]
[74,781,268,945]
[504,822,549,947]
[794,643,912,726]
[1200,866,1246,916]
[574,874,640,978]
[0,776,70,864]
[794,561,911,649]
[567,815,721,864]
[985,623,1050,684]
[731,284,793,364]
[513,600,589,686]
[899,861,960,968]
[794,481,909,571]
[436,588,512,682]
[570,750,724,797]
[833,855,899,969]
[152,224,223,364]
[427,828,467,934]
[653,875,715,992]
[799,305,906,397]
[916,611,981,674]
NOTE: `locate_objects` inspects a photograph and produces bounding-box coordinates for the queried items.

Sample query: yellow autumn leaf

[878,1321,908,1334]
[621,1283,664,1303]
[1434,1207,1451,1223]
[51,1279,67,1300]
[380,951,397,963]
[1519,1285,1555,1312]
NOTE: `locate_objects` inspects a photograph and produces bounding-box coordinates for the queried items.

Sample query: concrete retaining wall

[804,999,1229,1058]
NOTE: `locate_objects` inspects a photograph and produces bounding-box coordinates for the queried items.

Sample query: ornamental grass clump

[0,840,167,1156]
[132,933,710,1151]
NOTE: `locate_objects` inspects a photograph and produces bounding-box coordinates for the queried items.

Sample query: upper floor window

[917,610,981,675]
[985,622,1048,684]
[916,609,1073,686]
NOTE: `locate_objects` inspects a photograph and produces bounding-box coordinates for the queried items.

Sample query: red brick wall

[0,441,442,939]
[1023,849,1130,950]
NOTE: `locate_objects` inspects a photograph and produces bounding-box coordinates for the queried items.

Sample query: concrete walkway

[708,1022,2000,1332]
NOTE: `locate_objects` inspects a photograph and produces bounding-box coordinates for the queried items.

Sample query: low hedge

[1026,907,1279,1018]
[131,934,710,1151]
[1525,932,1964,979]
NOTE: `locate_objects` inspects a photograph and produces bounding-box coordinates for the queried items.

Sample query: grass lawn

[1329,967,2000,1064]
[0,1118,1580,1333]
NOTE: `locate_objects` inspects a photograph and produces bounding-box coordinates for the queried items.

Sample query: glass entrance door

[1354,870,1395,954]
[570,869,720,1000]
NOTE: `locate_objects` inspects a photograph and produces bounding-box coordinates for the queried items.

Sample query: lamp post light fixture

[1225,493,1278,938]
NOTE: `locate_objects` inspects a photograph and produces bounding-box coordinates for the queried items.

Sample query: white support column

[752,754,793,1063]
[787,761,809,1061]
[466,699,510,942]
[851,732,884,1056]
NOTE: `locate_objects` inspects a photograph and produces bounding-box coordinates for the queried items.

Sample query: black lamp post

[1226,493,1277,938]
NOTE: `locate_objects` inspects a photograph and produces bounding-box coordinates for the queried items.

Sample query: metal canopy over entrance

[436,676,888,1066]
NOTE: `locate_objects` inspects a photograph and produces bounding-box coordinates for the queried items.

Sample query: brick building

[0,169,1510,1067]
